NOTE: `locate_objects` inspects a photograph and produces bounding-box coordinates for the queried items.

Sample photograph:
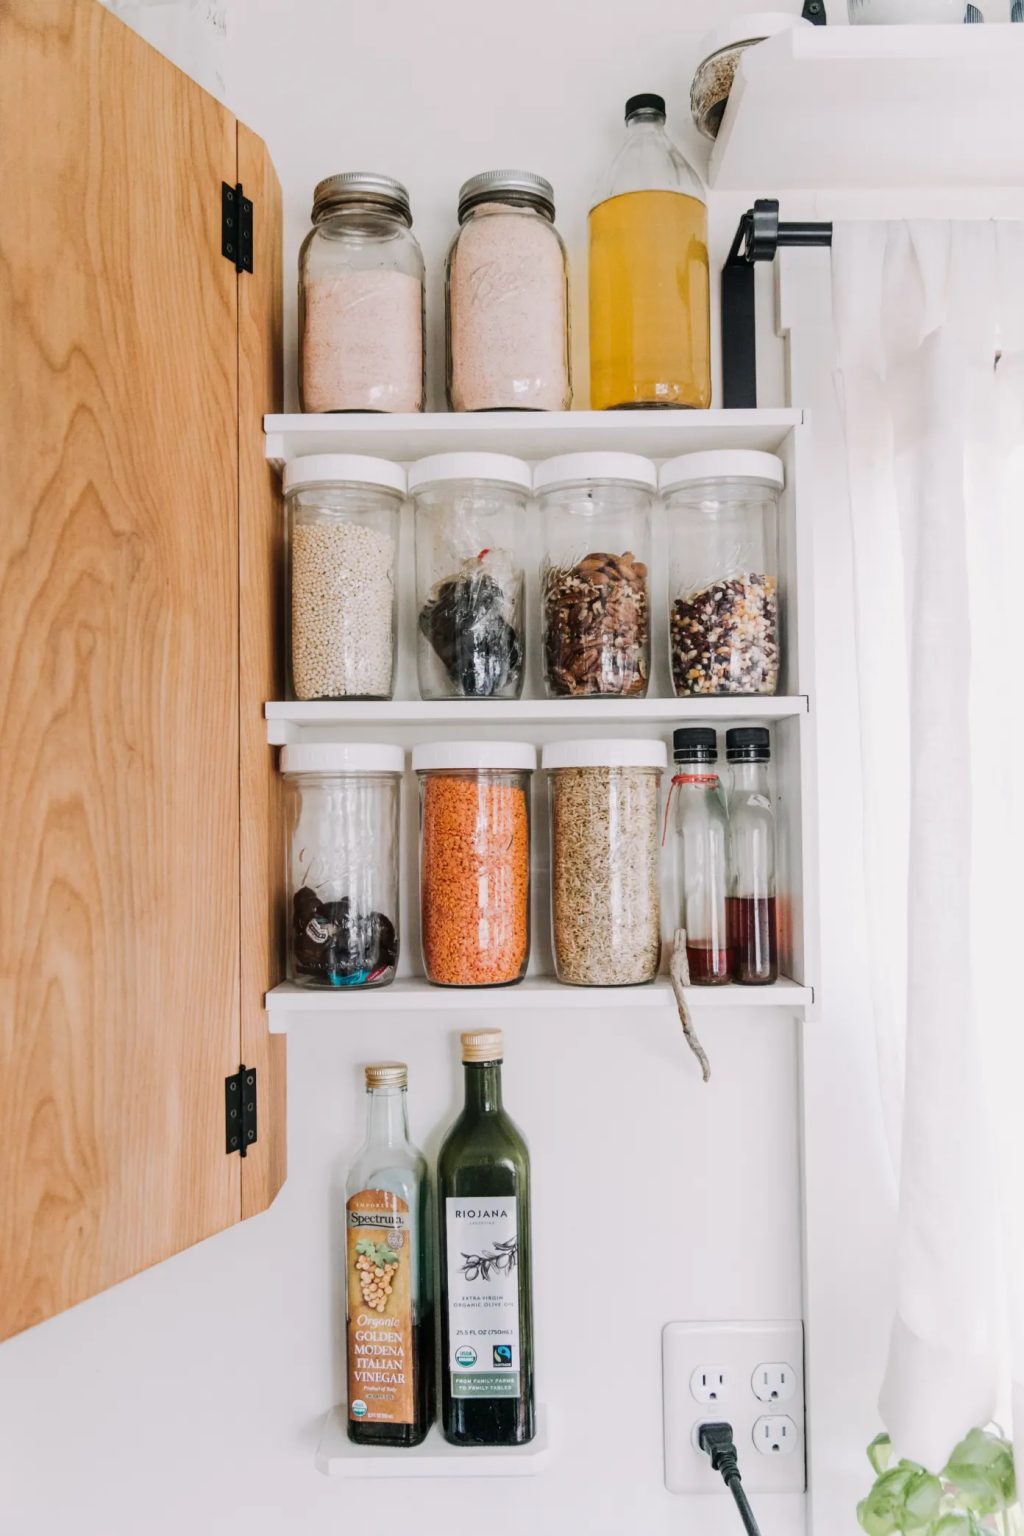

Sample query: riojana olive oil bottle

[345,1062,434,1446]
[438,1029,535,1446]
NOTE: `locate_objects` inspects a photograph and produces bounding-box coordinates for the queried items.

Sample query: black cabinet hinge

[221,182,253,274]
[225,1064,257,1156]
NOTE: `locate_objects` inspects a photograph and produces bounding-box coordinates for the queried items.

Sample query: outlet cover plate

[663,1321,805,1495]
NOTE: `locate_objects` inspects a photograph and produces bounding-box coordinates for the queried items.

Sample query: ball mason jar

[281,743,403,989]
[542,738,666,986]
[413,741,535,987]
[660,450,783,698]
[535,453,656,699]
[409,453,529,701]
[284,454,403,702]
[298,172,425,414]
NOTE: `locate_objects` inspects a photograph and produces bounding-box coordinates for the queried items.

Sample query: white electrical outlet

[662,1321,805,1495]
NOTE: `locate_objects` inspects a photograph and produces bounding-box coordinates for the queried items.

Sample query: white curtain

[832,222,1024,1476]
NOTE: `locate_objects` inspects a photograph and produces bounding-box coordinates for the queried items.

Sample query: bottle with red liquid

[725,727,778,984]
[671,727,731,984]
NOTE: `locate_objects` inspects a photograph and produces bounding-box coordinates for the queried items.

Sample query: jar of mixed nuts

[413,741,535,987]
[535,453,656,699]
[542,738,666,986]
[284,454,403,702]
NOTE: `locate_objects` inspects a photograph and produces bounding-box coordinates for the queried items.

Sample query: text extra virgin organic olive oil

[345,1063,434,1446]
[438,1030,535,1446]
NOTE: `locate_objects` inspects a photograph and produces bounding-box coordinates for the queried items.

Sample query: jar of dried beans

[281,743,403,989]
[660,451,783,698]
[446,170,571,412]
[410,453,529,701]
[298,172,425,414]
[413,741,535,987]
[543,739,666,986]
[285,455,403,701]
[535,453,656,699]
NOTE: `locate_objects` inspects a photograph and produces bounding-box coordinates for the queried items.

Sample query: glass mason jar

[281,743,403,989]
[298,172,425,414]
[409,454,529,701]
[413,741,535,987]
[543,739,666,986]
[725,727,778,985]
[446,170,571,413]
[284,455,403,702]
[670,727,730,985]
[535,453,656,698]
[661,450,783,698]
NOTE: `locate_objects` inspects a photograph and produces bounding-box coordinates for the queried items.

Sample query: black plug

[698,1422,764,1536]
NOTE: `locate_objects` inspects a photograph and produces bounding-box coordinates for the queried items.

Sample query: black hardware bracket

[225,1064,258,1156]
[721,199,833,408]
[801,0,828,22]
[221,182,253,274]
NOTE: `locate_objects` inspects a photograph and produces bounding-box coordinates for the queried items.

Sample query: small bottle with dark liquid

[671,726,731,984]
[725,727,779,985]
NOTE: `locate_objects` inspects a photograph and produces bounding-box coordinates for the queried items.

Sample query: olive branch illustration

[459,1237,517,1281]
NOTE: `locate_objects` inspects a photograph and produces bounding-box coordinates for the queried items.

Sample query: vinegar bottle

[672,727,731,984]
[725,727,779,985]
[438,1029,534,1446]
[588,93,711,411]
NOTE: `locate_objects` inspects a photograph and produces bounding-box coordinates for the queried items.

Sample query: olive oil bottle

[345,1062,433,1446]
[438,1030,534,1446]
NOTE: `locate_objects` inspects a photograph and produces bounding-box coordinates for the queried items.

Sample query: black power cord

[699,1422,764,1536]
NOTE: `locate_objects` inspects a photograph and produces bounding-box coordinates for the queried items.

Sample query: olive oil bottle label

[346,1190,414,1424]
[445,1196,520,1400]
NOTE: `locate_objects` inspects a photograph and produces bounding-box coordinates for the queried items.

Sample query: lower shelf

[265,975,811,1027]
[315,1404,551,1478]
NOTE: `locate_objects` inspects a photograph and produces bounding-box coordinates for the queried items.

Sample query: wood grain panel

[0,0,241,1338]
[237,122,287,1217]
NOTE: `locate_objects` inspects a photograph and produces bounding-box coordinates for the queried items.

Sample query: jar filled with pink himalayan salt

[446,171,571,413]
[299,172,425,414]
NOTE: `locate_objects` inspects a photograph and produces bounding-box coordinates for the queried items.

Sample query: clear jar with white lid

[535,453,656,699]
[660,450,783,698]
[409,454,529,701]
[542,738,666,986]
[284,455,403,702]
[446,170,571,413]
[281,743,403,989]
[298,172,425,414]
[412,741,535,988]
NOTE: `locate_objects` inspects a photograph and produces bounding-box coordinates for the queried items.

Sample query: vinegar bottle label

[347,1190,414,1424]
[445,1196,520,1399]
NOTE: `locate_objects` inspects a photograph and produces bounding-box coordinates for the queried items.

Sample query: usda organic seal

[454,1346,478,1368]
[351,1399,368,1418]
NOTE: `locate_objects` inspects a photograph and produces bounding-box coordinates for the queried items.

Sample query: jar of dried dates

[535,453,656,699]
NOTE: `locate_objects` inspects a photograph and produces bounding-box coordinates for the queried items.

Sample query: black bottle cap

[625,93,666,120]
[673,727,718,763]
[726,726,771,762]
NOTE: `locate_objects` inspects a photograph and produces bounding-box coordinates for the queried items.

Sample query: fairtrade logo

[493,1345,513,1367]
[351,1400,368,1418]
[455,1346,478,1368]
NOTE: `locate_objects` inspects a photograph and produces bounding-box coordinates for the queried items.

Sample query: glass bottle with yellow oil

[589,94,711,411]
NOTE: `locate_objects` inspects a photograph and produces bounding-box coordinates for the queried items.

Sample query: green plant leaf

[902,1469,943,1529]
[858,1465,918,1536]
[869,1435,895,1476]
[944,1429,1016,1515]
[929,1515,976,1536]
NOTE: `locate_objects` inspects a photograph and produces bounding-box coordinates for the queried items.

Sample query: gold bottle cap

[364,1062,408,1088]
[461,1029,504,1063]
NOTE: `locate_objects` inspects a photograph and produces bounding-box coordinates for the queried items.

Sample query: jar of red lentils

[412,741,535,987]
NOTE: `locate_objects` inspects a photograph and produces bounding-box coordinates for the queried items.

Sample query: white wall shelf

[315,1405,551,1478]
[709,25,1024,192]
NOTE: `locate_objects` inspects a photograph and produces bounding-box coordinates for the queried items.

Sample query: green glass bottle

[438,1029,535,1446]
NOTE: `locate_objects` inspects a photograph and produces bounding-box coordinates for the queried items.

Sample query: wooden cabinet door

[0,0,284,1341]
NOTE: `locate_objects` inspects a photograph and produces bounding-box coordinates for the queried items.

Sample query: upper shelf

[709,24,1024,192]
[264,409,803,467]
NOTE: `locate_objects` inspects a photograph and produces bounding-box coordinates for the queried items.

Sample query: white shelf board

[266,976,812,1027]
[265,695,808,742]
[315,1405,551,1478]
[264,409,803,467]
[710,25,1024,191]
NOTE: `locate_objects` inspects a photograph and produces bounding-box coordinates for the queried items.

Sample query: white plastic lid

[412,740,537,773]
[282,454,406,497]
[279,742,405,775]
[696,12,810,64]
[659,450,785,492]
[407,453,532,493]
[533,452,658,492]
[541,738,668,771]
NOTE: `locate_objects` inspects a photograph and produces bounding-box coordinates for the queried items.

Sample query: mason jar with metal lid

[299,172,425,414]
[446,170,571,413]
